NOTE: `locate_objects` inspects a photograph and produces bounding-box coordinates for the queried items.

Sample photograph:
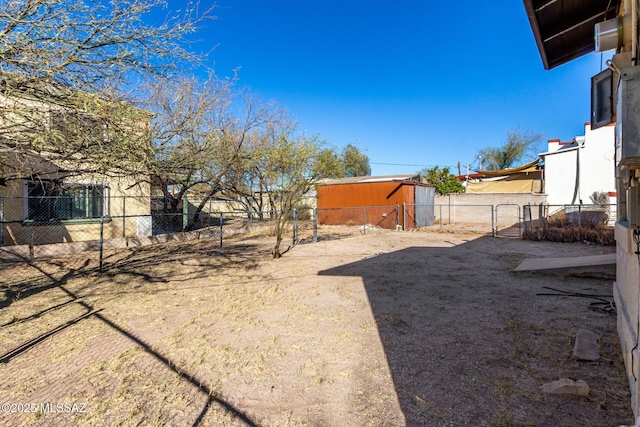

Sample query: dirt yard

[0,228,633,426]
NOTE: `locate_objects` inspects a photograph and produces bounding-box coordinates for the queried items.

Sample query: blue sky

[168,1,612,175]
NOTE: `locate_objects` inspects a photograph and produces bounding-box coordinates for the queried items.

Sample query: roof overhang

[523,0,620,69]
[317,174,421,186]
[539,143,582,156]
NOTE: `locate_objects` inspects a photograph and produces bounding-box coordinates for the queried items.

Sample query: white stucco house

[540,122,616,207]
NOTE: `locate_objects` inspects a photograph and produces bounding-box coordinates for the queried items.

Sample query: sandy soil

[0,228,633,426]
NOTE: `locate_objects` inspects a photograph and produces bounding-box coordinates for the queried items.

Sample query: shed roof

[523,0,619,69]
[318,174,422,186]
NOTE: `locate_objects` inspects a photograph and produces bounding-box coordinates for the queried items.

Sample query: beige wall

[1,176,150,246]
[434,193,547,226]
[1,85,152,246]
[615,223,640,415]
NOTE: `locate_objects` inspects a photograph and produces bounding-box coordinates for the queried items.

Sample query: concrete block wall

[434,193,547,226]
[615,222,640,417]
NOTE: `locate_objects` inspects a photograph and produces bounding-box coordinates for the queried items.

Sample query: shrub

[522,224,614,246]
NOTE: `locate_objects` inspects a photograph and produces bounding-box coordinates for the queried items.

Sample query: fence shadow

[1,266,261,426]
[495,222,521,238]
[0,236,269,311]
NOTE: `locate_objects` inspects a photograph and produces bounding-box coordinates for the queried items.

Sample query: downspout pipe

[571,147,582,204]
[632,0,637,66]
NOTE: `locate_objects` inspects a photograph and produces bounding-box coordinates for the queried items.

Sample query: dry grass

[523,207,615,245]
[523,224,615,245]
[0,229,633,426]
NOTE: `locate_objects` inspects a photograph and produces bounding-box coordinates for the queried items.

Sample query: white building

[540,122,616,206]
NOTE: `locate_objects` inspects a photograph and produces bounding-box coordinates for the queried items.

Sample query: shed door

[414,186,435,227]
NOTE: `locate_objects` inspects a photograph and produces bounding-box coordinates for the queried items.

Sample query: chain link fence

[495,204,522,238]
[405,203,497,235]
[1,196,618,291]
[0,195,293,261]
[0,198,528,261]
[522,203,616,244]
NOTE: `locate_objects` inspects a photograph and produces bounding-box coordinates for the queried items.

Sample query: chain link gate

[495,204,521,238]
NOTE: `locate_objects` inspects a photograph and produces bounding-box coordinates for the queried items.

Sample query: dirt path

[0,230,632,426]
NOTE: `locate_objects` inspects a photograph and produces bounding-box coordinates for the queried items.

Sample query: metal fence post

[293,208,298,245]
[403,203,406,230]
[182,193,188,231]
[578,204,582,239]
[492,205,496,237]
[363,206,367,235]
[0,197,4,247]
[439,205,443,233]
[412,204,416,229]
[122,197,126,238]
[396,205,399,229]
[313,208,318,243]
[219,212,223,255]
[99,216,105,275]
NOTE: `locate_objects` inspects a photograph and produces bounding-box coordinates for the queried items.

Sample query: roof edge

[522,0,551,70]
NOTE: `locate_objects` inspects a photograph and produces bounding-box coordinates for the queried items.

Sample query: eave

[523,0,620,69]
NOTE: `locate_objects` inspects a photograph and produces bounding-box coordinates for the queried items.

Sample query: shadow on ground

[319,236,631,427]
[0,235,268,310]
[0,236,274,426]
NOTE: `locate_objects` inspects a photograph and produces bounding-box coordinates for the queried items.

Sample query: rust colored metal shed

[316,176,435,229]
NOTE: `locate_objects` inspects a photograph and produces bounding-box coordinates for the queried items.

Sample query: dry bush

[523,224,614,245]
[525,203,612,245]
[548,207,609,228]
[547,210,568,227]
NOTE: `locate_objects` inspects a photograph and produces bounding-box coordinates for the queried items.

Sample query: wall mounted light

[595,16,621,52]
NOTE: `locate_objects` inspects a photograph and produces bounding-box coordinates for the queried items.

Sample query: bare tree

[147,77,288,231]
[262,134,320,258]
[477,128,544,171]
[0,74,154,184]
[146,73,320,253]
[146,73,233,213]
[0,0,212,90]
[0,0,215,184]
[224,117,298,219]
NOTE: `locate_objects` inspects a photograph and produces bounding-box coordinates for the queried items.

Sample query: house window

[26,181,107,221]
